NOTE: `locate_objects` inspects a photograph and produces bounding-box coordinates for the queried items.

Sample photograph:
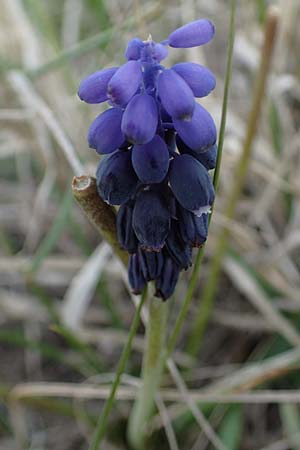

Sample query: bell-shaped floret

[107,60,142,106]
[121,93,158,144]
[125,38,144,60]
[96,150,138,205]
[195,144,218,170]
[152,43,168,62]
[166,220,192,270]
[174,103,216,152]
[138,247,164,281]
[178,205,209,247]
[88,108,124,154]
[169,154,214,216]
[172,62,216,98]
[117,201,138,254]
[168,19,215,48]
[157,69,195,120]
[155,256,180,300]
[133,188,170,251]
[128,254,146,295]
[132,135,169,184]
[78,67,118,104]
[177,136,217,170]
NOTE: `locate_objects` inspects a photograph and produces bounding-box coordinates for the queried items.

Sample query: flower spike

[79,16,217,300]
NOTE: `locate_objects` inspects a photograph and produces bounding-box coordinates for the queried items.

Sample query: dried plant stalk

[72,175,128,266]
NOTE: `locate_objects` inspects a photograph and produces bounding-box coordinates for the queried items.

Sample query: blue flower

[128,253,146,295]
[177,205,209,247]
[138,247,164,281]
[169,154,214,216]
[107,60,142,106]
[88,108,124,154]
[177,136,218,170]
[78,18,217,300]
[125,38,144,60]
[155,256,180,300]
[172,62,216,98]
[157,69,195,120]
[96,150,138,205]
[173,103,217,152]
[121,93,158,144]
[132,135,169,183]
[168,19,215,48]
[166,220,192,270]
[132,188,170,252]
[117,200,139,254]
[78,67,118,104]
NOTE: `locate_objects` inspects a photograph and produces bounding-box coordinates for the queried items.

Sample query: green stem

[187,6,279,356]
[127,296,168,449]
[162,0,237,363]
[88,287,147,450]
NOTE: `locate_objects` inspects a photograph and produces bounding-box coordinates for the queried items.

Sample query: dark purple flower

[178,205,209,247]
[155,256,180,300]
[107,60,142,106]
[133,188,170,251]
[138,247,164,281]
[177,136,218,170]
[125,38,144,60]
[196,144,218,170]
[79,18,217,301]
[96,150,138,205]
[128,253,146,294]
[168,19,215,48]
[157,69,195,120]
[117,201,139,254]
[132,135,169,184]
[166,220,192,270]
[78,67,118,104]
[88,108,124,154]
[172,62,216,98]
[174,102,216,152]
[121,93,158,144]
[169,154,214,215]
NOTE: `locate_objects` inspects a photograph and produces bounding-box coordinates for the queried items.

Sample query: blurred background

[1,0,300,449]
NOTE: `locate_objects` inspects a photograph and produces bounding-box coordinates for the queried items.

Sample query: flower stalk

[187,5,280,356]
[127,296,168,449]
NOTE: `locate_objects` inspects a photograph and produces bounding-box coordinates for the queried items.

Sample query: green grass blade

[280,403,300,450]
[268,100,282,156]
[218,406,243,450]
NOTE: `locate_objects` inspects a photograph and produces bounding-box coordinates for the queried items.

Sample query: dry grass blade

[224,256,300,346]
[156,394,180,450]
[7,71,84,175]
[10,382,300,405]
[61,243,111,330]
[166,360,228,450]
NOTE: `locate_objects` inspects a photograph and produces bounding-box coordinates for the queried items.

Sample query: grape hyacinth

[78,19,217,300]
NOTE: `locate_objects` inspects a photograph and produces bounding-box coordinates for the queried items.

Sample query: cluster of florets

[78,19,217,300]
